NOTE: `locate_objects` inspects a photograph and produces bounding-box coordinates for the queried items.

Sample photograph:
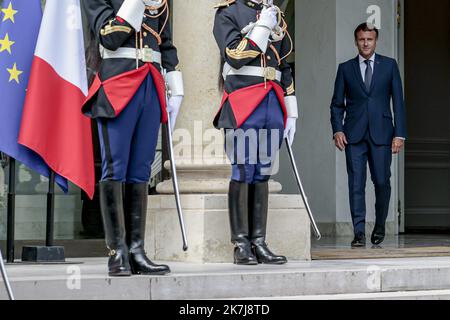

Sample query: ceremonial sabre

[163,70,188,251]
[0,249,14,300]
[285,139,322,240]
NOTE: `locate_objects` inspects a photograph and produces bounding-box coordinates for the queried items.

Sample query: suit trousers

[224,90,285,184]
[97,74,162,184]
[345,130,392,234]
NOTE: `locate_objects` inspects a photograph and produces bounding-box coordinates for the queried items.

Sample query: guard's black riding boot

[99,181,131,276]
[228,181,257,265]
[124,183,170,275]
[249,181,287,265]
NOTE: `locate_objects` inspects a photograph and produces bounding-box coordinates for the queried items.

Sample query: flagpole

[45,171,55,247]
[0,248,15,300]
[6,158,16,263]
[21,170,65,263]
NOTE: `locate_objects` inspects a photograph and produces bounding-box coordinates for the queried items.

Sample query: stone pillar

[145,0,311,263]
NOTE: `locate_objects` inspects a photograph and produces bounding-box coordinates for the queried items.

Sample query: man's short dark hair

[354,22,379,40]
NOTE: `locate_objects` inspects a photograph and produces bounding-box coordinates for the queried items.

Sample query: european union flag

[0,0,68,192]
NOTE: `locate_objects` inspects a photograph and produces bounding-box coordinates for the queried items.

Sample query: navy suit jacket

[330,54,407,145]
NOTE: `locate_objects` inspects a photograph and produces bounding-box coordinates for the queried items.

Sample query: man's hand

[334,132,347,151]
[392,138,405,154]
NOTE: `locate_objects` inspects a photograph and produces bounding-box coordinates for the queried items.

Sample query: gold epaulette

[214,0,236,9]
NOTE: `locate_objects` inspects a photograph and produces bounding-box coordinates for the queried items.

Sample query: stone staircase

[2,257,450,300]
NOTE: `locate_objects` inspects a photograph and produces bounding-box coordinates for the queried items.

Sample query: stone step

[3,257,450,300]
[239,290,450,300]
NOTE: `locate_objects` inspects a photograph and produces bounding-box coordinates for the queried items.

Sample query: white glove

[258,6,278,30]
[117,0,146,31]
[284,117,297,147]
[246,6,277,53]
[166,95,183,133]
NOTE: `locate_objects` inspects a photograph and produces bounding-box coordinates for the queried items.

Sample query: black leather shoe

[99,181,131,277]
[107,248,132,277]
[253,242,287,265]
[247,182,287,265]
[228,181,257,265]
[124,183,171,275]
[234,241,258,265]
[371,225,386,245]
[351,233,366,248]
[130,249,171,275]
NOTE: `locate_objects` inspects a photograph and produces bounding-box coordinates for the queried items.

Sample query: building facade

[0,0,449,254]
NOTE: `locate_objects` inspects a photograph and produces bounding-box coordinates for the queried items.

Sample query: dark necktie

[364,60,373,91]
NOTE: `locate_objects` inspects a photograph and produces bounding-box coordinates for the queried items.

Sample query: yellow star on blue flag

[0,33,15,54]
[1,2,18,23]
[7,62,22,83]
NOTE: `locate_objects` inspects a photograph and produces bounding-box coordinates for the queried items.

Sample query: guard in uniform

[213,0,299,265]
[82,0,184,276]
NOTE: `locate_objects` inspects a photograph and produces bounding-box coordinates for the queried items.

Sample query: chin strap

[142,0,169,45]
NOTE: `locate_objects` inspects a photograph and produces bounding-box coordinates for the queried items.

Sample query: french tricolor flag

[19,0,95,199]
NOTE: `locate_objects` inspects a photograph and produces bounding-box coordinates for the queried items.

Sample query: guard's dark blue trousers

[345,130,392,235]
[225,90,285,184]
[97,74,161,183]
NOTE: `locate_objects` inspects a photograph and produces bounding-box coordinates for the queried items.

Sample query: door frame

[396,0,406,233]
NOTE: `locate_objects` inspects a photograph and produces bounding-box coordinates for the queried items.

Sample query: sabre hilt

[162,68,172,98]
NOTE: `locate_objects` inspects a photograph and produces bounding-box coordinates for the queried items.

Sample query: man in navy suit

[330,23,407,247]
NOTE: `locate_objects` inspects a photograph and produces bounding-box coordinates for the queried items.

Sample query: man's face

[355,30,378,59]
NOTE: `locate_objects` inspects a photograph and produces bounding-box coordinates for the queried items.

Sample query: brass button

[143,32,148,37]
[267,56,271,60]
[144,45,149,48]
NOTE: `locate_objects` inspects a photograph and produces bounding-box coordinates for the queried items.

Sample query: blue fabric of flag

[0,0,68,192]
